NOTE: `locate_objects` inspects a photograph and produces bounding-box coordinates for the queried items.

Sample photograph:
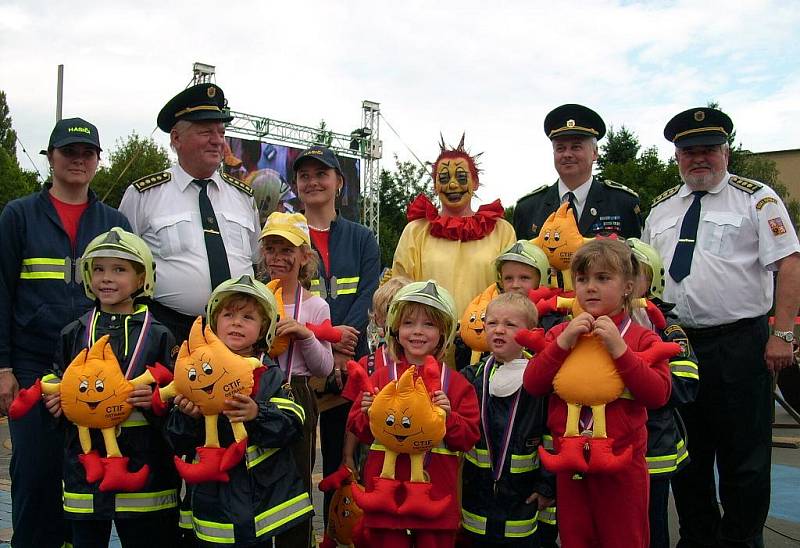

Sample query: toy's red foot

[319,535,337,548]
[150,389,169,417]
[220,439,247,472]
[319,463,353,492]
[514,328,546,354]
[397,481,452,518]
[351,477,401,513]
[421,355,442,393]
[306,319,342,343]
[174,447,229,484]
[79,450,105,483]
[538,436,589,474]
[8,379,42,420]
[586,438,633,474]
[99,456,149,492]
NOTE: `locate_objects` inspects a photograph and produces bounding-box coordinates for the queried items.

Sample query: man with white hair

[643,106,800,548]
[513,103,642,240]
[119,83,260,341]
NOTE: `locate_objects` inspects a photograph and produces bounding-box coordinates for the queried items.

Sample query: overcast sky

[3,0,799,207]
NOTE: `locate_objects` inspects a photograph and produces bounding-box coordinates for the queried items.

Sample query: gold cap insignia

[566,119,576,128]
[207,86,217,98]
[694,110,705,122]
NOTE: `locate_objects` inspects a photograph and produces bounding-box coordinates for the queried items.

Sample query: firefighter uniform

[56,305,181,545]
[0,186,130,547]
[461,357,555,547]
[165,361,313,547]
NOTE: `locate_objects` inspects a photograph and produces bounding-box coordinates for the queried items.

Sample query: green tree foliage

[377,156,433,267]
[91,132,170,208]
[598,127,680,218]
[0,90,39,210]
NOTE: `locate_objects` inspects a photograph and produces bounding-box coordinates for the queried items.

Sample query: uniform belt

[684,315,764,338]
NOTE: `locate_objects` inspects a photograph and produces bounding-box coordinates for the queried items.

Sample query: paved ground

[0,407,797,547]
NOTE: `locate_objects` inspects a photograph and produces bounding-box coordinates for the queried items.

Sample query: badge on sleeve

[768,217,787,236]
[756,197,777,210]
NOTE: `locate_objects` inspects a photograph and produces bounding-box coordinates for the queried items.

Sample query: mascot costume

[391,135,516,318]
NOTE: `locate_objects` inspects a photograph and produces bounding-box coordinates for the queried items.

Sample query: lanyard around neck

[281,283,304,383]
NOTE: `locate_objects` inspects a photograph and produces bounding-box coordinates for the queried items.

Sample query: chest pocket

[219,210,254,260]
[151,212,196,258]
[700,211,743,257]
[649,215,680,249]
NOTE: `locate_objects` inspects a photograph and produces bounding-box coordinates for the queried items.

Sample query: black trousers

[9,369,66,548]
[672,316,771,548]
[319,402,350,525]
[70,511,179,548]
[649,475,671,548]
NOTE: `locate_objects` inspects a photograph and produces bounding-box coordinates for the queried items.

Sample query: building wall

[751,149,800,199]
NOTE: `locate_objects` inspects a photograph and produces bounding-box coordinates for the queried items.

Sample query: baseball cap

[46,117,102,151]
[259,212,311,247]
[292,145,342,173]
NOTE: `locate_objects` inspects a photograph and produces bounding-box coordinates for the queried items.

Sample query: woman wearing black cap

[275,145,379,546]
[0,117,131,547]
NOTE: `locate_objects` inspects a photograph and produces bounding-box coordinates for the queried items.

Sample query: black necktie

[668,191,708,283]
[563,191,579,223]
[194,179,231,291]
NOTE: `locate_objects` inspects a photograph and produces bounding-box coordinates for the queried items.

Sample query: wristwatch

[772,330,795,343]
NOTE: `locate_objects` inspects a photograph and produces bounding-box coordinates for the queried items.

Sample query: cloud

[3,0,800,209]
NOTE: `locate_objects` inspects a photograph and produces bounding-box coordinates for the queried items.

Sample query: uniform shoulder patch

[601,179,639,197]
[516,184,549,204]
[651,185,681,208]
[728,175,763,194]
[132,171,171,192]
[221,172,254,197]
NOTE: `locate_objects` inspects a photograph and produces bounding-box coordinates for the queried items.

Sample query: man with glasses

[643,107,800,547]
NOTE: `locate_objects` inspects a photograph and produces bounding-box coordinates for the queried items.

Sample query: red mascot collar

[406,194,504,241]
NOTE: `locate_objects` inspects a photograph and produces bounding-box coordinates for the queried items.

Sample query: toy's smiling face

[175,319,255,415]
[459,284,498,353]
[369,366,446,454]
[533,202,586,272]
[60,336,133,429]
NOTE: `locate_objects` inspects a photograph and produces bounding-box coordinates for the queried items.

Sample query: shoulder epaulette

[601,179,639,197]
[132,171,171,192]
[516,184,549,203]
[221,172,254,197]
[651,185,681,208]
[728,175,763,194]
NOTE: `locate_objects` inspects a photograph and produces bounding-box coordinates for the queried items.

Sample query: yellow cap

[259,212,311,247]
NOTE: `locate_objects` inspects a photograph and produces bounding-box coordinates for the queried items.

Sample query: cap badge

[566,119,576,128]
[590,207,597,216]
[694,110,705,122]
[207,86,217,98]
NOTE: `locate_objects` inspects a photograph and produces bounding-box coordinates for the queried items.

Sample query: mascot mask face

[433,135,479,215]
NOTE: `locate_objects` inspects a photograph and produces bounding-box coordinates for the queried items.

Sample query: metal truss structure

[191,63,382,238]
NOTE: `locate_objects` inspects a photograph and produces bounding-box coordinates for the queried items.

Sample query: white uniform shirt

[558,176,592,219]
[643,172,800,328]
[119,164,261,316]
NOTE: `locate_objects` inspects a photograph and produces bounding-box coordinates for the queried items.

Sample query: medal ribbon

[280,283,304,384]
[481,356,522,483]
[84,306,152,379]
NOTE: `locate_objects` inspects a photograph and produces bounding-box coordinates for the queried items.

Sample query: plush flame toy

[459,283,499,355]
[516,303,679,474]
[532,201,592,293]
[9,336,173,492]
[265,279,342,358]
[318,464,365,548]
[345,357,452,517]
[152,317,262,484]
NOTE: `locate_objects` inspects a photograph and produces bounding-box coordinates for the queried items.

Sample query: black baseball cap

[157,83,233,132]
[544,104,606,140]
[292,145,343,173]
[664,107,733,148]
[45,117,102,152]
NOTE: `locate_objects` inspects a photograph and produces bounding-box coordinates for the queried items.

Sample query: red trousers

[556,457,649,548]
[363,528,456,548]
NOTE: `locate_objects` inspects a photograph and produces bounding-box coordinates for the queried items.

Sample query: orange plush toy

[9,336,173,492]
[151,317,262,483]
[516,315,680,474]
[345,358,451,518]
[318,464,365,548]
[459,283,499,356]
